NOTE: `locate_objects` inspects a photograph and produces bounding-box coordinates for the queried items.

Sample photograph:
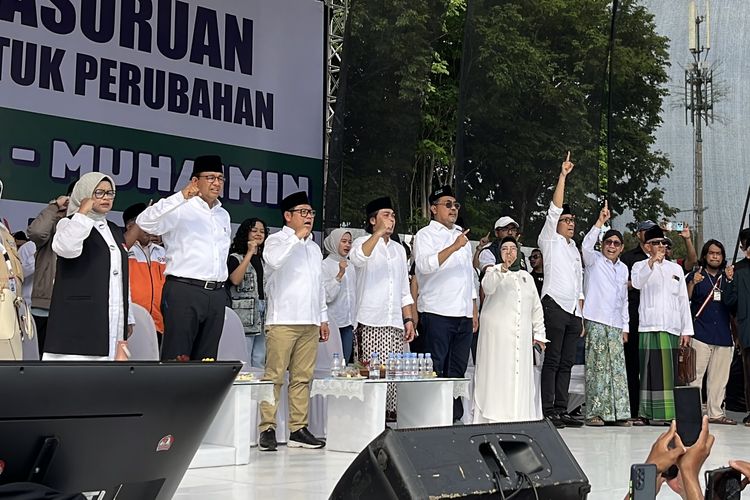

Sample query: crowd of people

[2,152,750,457]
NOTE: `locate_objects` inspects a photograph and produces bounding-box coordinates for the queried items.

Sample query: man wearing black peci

[136,155,232,361]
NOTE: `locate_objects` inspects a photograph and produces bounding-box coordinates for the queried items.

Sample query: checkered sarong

[638,331,679,420]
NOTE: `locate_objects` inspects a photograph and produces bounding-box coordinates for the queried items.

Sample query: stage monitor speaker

[330,420,590,500]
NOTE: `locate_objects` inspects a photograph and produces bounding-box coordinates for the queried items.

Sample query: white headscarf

[67,172,116,222]
[323,228,351,261]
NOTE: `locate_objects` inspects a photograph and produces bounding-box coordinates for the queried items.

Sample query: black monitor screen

[0,361,242,500]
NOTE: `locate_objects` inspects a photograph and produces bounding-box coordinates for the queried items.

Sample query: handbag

[0,288,20,341]
[0,241,35,340]
[677,344,697,385]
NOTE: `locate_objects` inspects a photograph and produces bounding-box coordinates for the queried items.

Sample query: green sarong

[638,331,679,420]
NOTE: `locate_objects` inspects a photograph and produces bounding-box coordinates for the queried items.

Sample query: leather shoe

[547,414,566,429]
[258,428,277,452]
[558,413,584,428]
[288,426,325,449]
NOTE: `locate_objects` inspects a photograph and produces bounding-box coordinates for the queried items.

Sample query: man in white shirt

[258,191,329,451]
[631,225,693,423]
[350,196,415,419]
[135,155,231,361]
[581,202,631,426]
[414,185,478,422]
[538,153,584,429]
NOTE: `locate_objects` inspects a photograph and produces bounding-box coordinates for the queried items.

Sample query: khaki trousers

[259,324,319,433]
[689,338,733,419]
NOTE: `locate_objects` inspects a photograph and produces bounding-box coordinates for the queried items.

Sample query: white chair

[128,304,160,360]
[218,307,249,368]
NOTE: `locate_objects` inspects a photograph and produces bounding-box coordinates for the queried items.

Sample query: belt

[167,276,225,290]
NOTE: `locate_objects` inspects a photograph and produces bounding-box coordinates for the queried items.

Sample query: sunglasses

[647,239,668,246]
[434,201,461,210]
[603,239,622,248]
[559,217,576,225]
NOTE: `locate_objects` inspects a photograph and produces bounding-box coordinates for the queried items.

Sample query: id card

[713,289,722,302]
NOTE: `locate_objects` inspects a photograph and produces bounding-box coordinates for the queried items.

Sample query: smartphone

[629,464,657,500]
[704,467,742,500]
[663,221,684,232]
[674,386,702,446]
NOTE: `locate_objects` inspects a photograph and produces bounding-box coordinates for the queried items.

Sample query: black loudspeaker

[330,420,590,500]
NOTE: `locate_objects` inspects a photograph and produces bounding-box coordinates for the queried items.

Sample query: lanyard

[0,241,18,295]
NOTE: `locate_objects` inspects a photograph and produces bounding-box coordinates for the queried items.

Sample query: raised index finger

[566,151,571,162]
[463,228,471,236]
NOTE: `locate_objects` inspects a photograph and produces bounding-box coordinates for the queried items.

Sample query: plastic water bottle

[406,353,414,379]
[387,353,396,379]
[394,353,403,380]
[331,353,342,377]
[369,352,381,379]
[417,353,425,378]
[411,353,419,379]
[424,353,433,377]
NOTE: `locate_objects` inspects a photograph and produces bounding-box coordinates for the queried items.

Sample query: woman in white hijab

[322,228,357,363]
[473,236,547,423]
[44,172,134,360]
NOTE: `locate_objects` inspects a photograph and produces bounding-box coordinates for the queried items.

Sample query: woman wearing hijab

[473,236,547,423]
[227,217,268,367]
[322,228,357,363]
[44,172,134,360]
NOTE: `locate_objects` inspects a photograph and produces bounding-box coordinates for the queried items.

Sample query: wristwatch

[403,317,414,325]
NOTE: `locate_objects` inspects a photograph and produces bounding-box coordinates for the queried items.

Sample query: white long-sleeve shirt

[52,214,134,357]
[539,202,584,316]
[631,258,694,336]
[263,225,327,326]
[581,226,629,330]
[135,191,231,281]
[350,235,413,329]
[414,221,476,317]
[322,256,357,327]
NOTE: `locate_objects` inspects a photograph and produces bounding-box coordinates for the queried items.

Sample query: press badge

[713,289,722,302]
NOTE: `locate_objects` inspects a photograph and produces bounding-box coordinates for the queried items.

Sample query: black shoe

[547,414,566,429]
[743,413,750,427]
[558,413,584,428]
[258,428,277,451]
[288,427,325,449]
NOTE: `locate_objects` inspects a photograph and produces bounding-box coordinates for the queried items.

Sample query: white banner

[0,0,324,160]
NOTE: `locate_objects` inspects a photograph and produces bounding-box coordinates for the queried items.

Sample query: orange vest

[128,243,166,333]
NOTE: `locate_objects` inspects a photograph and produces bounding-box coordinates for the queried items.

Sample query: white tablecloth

[312,377,471,453]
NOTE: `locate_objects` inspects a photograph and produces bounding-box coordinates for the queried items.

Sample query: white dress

[473,267,547,423]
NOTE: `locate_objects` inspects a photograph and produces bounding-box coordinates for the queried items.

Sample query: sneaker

[558,413,584,428]
[547,414,566,429]
[258,428,277,452]
[288,427,325,449]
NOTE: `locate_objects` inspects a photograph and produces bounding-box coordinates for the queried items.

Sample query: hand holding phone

[705,467,742,500]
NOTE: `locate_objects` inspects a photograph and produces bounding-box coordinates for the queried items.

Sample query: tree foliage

[334,0,675,241]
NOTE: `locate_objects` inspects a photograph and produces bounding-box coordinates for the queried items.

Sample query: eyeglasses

[603,239,622,248]
[647,239,668,246]
[199,174,225,183]
[497,226,519,233]
[434,201,461,210]
[93,189,116,199]
[559,217,576,225]
[529,255,541,260]
[289,208,316,217]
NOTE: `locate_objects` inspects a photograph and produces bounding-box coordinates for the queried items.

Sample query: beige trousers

[689,338,733,419]
[259,324,319,433]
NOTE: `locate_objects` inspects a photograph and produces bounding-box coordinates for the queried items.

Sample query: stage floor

[175,411,750,499]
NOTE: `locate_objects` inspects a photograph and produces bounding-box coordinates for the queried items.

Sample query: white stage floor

[175,412,750,500]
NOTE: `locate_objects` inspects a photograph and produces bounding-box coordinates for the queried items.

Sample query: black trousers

[32,314,48,359]
[540,296,582,416]
[421,312,473,421]
[160,279,228,361]
[743,347,750,413]
[624,318,641,418]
